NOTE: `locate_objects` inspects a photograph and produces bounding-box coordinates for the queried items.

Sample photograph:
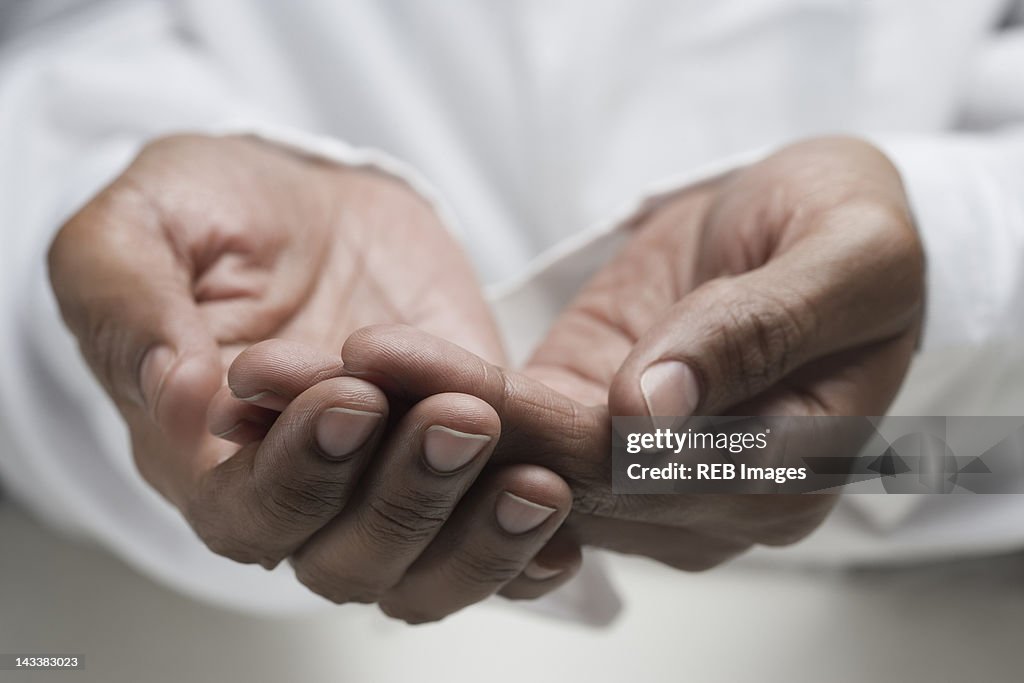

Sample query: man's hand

[530,136,923,418]
[48,134,567,580]
[344,137,925,570]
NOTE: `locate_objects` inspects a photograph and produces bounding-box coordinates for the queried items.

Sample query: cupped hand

[210,340,580,623]
[47,133,519,557]
[343,136,925,570]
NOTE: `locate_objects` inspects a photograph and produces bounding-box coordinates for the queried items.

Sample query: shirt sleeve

[871,6,1024,418]
[826,8,1024,562]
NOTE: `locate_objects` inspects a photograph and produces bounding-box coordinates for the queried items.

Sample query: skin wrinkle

[120,175,198,279]
[292,553,382,605]
[226,343,344,401]
[321,213,368,349]
[446,547,524,588]
[366,496,450,541]
[529,321,626,391]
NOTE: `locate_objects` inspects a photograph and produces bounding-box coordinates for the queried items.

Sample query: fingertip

[414,392,501,440]
[524,533,582,583]
[413,394,499,474]
[340,323,407,368]
[609,348,703,421]
[340,324,492,401]
[286,376,390,461]
[225,339,284,388]
[495,465,573,524]
[498,528,582,601]
[301,376,390,418]
[339,324,428,394]
[207,384,276,445]
[227,339,344,404]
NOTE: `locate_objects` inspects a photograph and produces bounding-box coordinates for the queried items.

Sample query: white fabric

[1,0,1023,615]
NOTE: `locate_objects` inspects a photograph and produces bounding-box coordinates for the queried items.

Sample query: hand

[48,134,558,582]
[343,136,925,569]
[210,339,580,623]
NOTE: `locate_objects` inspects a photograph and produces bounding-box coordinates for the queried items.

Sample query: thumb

[608,235,919,418]
[48,185,221,445]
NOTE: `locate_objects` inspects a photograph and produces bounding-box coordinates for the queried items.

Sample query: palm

[168,143,504,369]
[109,135,502,503]
[527,174,907,420]
[525,187,711,406]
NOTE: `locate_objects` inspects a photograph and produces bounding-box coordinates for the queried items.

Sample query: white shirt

[0,0,1023,616]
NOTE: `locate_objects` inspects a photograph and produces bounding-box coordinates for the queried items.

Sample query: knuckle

[666,553,733,573]
[187,479,284,566]
[447,547,525,588]
[829,200,926,330]
[260,475,347,526]
[378,600,447,626]
[572,488,617,517]
[573,486,653,519]
[292,554,384,605]
[705,281,809,396]
[875,207,926,309]
[360,487,454,550]
[189,509,263,565]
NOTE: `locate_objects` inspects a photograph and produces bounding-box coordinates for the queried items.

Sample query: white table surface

[3,496,1023,683]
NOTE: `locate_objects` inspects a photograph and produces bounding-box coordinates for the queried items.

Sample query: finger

[291,393,499,604]
[609,216,924,418]
[189,376,388,567]
[379,465,573,624]
[734,333,920,418]
[226,339,345,411]
[341,324,608,485]
[48,182,222,474]
[205,338,347,441]
[207,384,278,445]
[499,530,583,601]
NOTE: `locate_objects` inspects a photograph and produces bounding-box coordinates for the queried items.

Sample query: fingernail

[423,426,490,473]
[524,560,565,581]
[640,361,700,417]
[232,390,289,412]
[496,492,556,535]
[315,408,382,460]
[139,344,175,411]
